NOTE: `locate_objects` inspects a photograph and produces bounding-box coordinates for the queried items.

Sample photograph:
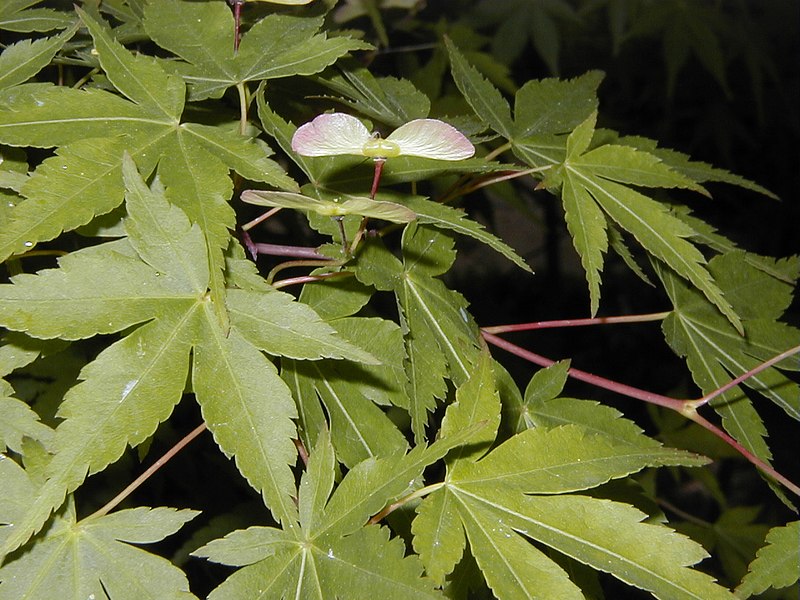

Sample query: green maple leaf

[628,1,731,98]
[551,111,743,332]
[735,521,800,598]
[468,0,580,75]
[352,224,485,443]
[194,427,479,599]
[658,251,800,463]
[0,496,199,600]
[0,7,297,326]
[314,64,431,127]
[0,156,373,558]
[143,0,371,101]
[0,0,73,33]
[0,380,53,454]
[411,352,733,599]
[0,22,78,91]
[282,316,409,468]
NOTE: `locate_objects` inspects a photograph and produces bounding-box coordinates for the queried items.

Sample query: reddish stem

[482,312,670,334]
[233,1,242,52]
[481,330,800,497]
[481,331,684,411]
[690,343,800,408]
[88,423,208,519]
[370,158,385,199]
[254,243,331,260]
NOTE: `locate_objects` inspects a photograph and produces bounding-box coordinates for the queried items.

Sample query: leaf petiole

[367,482,446,525]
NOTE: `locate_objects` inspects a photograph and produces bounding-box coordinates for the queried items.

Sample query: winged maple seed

[290,113,475,160]
[291,112,475,198]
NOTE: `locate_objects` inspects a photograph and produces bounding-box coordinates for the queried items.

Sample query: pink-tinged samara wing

[291,113,371,157]
[386,118,475,160]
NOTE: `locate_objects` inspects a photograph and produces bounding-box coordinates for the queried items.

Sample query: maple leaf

[0,0,73,33]
[735,521,800,598]
[0,156,374,558]
[193,426,479,599]
[658,251,800,464]
[411,352,735,599]
[142,0,371,101]
[0,492,199,600]
[0,7,297,324]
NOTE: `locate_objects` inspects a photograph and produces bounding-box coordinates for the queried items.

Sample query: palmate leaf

[413,354,730,599]
[0,502,199,600]
[143,0,370,101]
[0,7,295,296]
[0,382,53,453]
[315,65,431,127]
[553,112,742,331]
[445,37,513,139]
[0,157,370,557]
[351,225,484,442]
[195,427,480,599]
[658,252,800,462]
[402,194,531,272]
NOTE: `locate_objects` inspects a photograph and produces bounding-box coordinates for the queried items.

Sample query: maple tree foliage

[0,1,798,599]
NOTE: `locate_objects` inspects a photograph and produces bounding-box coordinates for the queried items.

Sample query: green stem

[367,482,446,525]
[483,141,512,162]
[236,82,249,136]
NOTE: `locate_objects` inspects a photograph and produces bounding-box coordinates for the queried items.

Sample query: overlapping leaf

[282,316,408,467]
[0,0,73,33]
[143,0,371,101]
[0,500,199,600]
[735,521,800,598]
[0,7,296,328]
[0,156,371,558]
[351,224,484,442]
[194,427,480,599]
[658,251,800,462]
[412,352,730,599]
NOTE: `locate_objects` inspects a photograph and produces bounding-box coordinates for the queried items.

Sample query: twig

[481,330,800,497]
[482,312,670,334]
[88,423,207,519]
